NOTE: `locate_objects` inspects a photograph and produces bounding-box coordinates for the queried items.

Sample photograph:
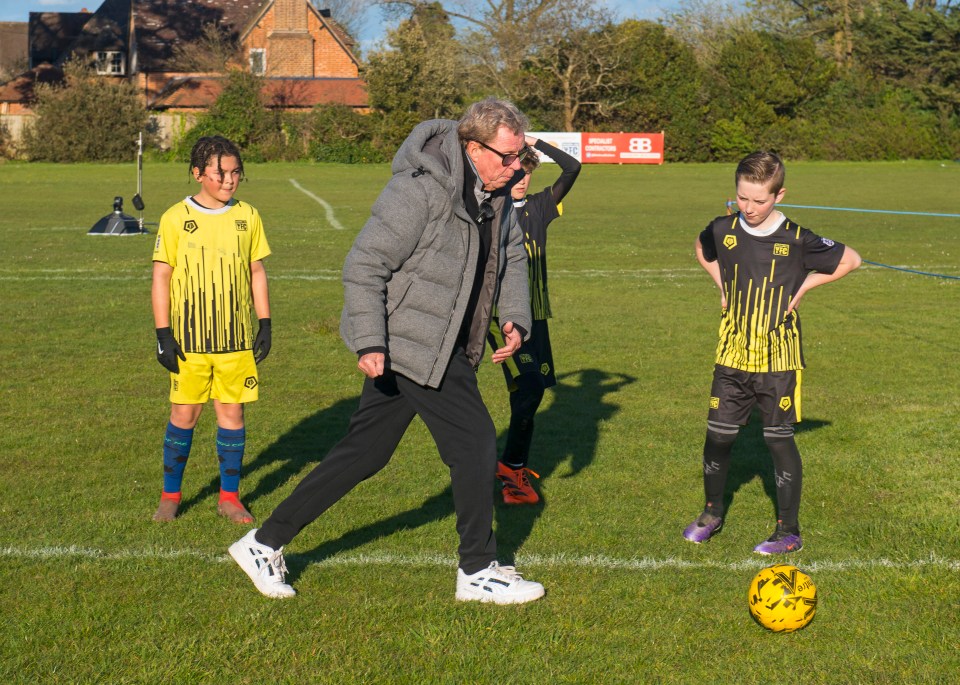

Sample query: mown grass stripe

[5,546,957,572]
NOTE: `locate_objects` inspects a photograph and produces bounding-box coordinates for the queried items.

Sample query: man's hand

[156,327,186,373]
[254,318,272,364]
[358,352,386,378]
[491,321,522,364]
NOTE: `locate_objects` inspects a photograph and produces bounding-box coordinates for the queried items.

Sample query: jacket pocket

[385,272,417,316]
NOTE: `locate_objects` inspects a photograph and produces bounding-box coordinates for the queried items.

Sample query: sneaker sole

[753,543,803,555]
[228,541,297,599]
[455,586,545,604]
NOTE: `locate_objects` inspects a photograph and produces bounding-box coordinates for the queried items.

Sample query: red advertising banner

[581,132,664,164]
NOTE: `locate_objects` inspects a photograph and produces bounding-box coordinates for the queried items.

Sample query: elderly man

[230,98,544,604]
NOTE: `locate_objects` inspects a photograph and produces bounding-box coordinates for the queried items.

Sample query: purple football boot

[683,511,723,544]
[753,526,803,555]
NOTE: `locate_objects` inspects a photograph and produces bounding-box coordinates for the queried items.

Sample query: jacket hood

[391,119,464,199]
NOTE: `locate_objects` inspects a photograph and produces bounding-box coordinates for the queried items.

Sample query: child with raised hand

[151,135,272,524]
[488,135,581,504]
[684,150,861,554]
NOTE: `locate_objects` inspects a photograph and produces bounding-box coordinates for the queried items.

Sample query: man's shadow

[178,397,359,518]
[494,369,636,563]
[721,412,831,521]
[280,368,634,578]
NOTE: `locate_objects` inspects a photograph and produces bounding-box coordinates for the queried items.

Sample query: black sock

[764,426,803,533]
[702,422,738,516]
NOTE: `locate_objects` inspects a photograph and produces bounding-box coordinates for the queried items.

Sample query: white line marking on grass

[289,178,346,230]
[4,546,957,572]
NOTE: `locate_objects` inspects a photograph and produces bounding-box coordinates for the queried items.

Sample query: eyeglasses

[473,140,529,167]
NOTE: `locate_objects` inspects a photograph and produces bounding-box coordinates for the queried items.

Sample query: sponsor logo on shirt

[723,235,737,250]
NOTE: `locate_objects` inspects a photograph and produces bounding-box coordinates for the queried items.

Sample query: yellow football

[748,564,817,632]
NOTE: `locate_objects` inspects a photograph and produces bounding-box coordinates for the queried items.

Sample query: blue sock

[162,422,194,494]
[217,426,246,493]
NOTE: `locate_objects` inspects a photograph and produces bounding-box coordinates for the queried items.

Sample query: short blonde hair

[457,97,529,146]
[736,151,785,194]
[520,146,540,174]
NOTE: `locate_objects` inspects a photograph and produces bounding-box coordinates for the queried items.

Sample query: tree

[602,20,709,161]
[743,0,866,67]
[173,69,274,161]
[855,0,960,115]
[514,14,625,131]
[376,0,615,105]
[314,0,370,50]
[364,2,464,148]
[171,22,240,72]
[664,0,752,66]
[706,30,835,158]
[24,58,152,162]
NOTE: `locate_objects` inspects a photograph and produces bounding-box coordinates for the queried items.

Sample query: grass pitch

[0,159,958,683]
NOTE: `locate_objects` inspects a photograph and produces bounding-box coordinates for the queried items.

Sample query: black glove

[254,318,272,364]
[156,327,186,373]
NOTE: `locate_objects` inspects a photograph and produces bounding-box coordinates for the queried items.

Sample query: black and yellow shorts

[707,365,801,426]
[488,318,556,392]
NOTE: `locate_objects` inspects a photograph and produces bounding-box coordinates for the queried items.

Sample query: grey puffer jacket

[339,119,532,389]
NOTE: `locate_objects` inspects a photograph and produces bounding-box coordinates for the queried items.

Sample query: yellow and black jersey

[153,197,271,354]
[515,187,562,320]
[699,213,844,372]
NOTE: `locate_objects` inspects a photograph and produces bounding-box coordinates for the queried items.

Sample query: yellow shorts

[169,350,260,404]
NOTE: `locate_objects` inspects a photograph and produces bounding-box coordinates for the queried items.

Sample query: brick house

[0,0,368,144]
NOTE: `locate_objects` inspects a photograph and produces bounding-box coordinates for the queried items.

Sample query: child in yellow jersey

[150,136,272,523]
[683,151,861,554]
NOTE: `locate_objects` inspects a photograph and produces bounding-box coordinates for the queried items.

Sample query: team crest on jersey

[723,235,737,250]
[235,220,248,231]
[821,238,835,247]
[709,396,720,409]
[773,243,790,256]
[779,396,792,411]
[519,353,534,364]
[244,377,258,389]
[183,220,198,234]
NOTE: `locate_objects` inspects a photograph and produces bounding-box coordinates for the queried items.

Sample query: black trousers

[257,350,498,574]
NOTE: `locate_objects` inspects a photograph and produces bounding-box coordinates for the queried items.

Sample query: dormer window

[96,51,125,75]
[249,48,266,75]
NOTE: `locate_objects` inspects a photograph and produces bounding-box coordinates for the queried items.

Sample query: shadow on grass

[494,369,636,564]
[229,368,634,579]
[179,396,360,520]
[721,412,831,523]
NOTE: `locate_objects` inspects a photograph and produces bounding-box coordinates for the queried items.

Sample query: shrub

[23,58,153,162]
[307,104,386,163]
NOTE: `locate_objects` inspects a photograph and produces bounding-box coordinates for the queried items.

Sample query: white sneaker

[455,561,545,604]
[229,529,296,599]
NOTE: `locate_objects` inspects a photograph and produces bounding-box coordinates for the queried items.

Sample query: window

[249,49,266,75]
[95,51,125,75]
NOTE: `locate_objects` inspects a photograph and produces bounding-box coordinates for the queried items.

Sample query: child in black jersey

[488,136,581,504]
[684,151,861,553]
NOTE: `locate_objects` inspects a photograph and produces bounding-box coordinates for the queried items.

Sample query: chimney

[269,0,314,77]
